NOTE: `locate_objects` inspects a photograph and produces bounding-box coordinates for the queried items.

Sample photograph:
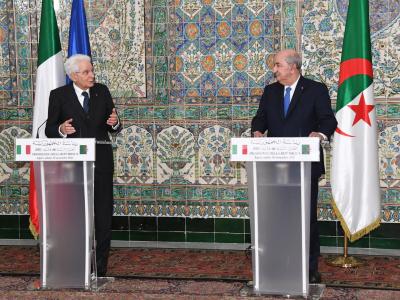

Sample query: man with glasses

[45,54,120,277]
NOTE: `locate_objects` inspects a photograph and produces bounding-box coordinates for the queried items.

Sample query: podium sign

[15,138,95,161]
[15,138,96,289]
[230,137,319,162]
[231,137,320,297]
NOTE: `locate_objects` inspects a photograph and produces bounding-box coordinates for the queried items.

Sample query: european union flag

[67,0,91,84]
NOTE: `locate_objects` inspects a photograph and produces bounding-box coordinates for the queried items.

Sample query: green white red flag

[29,0,65,238]
[331,0,380,242]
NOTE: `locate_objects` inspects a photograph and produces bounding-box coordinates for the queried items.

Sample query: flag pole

[330,0,381,266]
[327,233,364,268]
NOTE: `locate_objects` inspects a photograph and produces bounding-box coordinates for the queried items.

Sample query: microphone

[36,119,47,138]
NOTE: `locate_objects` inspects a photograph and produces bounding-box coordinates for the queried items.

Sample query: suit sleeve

[103,85,122,133]
[315,83,337,140]
[251,86,269,134]
[45,90,63,138]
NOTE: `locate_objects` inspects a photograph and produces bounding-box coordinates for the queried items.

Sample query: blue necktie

[283,87,291,117]
[82,91,90,113]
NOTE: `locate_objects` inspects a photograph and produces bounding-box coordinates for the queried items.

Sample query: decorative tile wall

[109,0,288,220]
[55,0,147,97]
[0,0,399,245]
[172,0,278,98]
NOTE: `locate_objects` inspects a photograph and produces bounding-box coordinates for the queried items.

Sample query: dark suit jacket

[45,83,120,172]
[251,76,337,176]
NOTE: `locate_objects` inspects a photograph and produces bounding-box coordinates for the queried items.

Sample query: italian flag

[29,0,65,238]
[331,0,380,242]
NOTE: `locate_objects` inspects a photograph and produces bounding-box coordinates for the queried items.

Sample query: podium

[231,137,320,297]
[15,138,96,289]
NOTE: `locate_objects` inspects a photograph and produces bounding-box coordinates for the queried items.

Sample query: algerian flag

[331,0,380,242]
[29,0,65,238]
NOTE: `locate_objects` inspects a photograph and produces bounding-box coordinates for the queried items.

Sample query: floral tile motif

[112,123,250,186]
[1,0,20,107]
[115,125,154,184]
[156,125,196,184]
[180,0,202,20]
[302,0,400,98]
[246,0,267,17]
[0,199,29,214]
[0,127,30,184]
[114,201,249,218]
[55,0,146,97]
[174,0,280,98]
[387,103,400,119]
[381,206,400,222]
[335,0,400,36]
[198,125,236,184]
[379,124,400,181]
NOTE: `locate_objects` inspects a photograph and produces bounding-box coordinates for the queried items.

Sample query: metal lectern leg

[38,161,48,288]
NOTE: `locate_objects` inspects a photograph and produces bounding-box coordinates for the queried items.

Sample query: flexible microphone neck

[36,119,47,138]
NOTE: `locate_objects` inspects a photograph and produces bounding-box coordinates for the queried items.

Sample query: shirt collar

[285,75,301,91]
[73,83,90,97]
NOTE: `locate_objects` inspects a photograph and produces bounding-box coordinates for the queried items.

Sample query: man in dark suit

[45,54,120,277]
[251,49,337,283]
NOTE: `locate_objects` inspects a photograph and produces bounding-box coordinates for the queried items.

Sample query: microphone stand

[36,119,47,138]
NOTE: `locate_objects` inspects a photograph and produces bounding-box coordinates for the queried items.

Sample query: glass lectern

[15,138,96,289]
[230,137,320,297]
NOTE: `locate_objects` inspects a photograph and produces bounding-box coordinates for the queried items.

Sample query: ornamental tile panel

[156,125,196,184]
[379,124,400,181]
[0,127,30,184]
[197,125,235,184]
[181,0,202,20]
[174,0,279,98]
[302,0,400,98]
[55,0,146,98]
[115,125,155,184]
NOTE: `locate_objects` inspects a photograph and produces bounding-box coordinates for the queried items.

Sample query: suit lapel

[67,84,87,120]
[89,85,100,119]
[286,76,305,118]
[275,84,285,119]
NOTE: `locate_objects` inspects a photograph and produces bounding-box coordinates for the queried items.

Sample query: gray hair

[285,51,302,70]
[64,54,91,77]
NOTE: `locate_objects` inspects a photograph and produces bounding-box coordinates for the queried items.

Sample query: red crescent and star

[336,58,375,137]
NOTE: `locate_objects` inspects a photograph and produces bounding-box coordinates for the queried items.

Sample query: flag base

[326,255,364,268]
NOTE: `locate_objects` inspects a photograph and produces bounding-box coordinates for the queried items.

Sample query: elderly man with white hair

[45,54,121,277]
